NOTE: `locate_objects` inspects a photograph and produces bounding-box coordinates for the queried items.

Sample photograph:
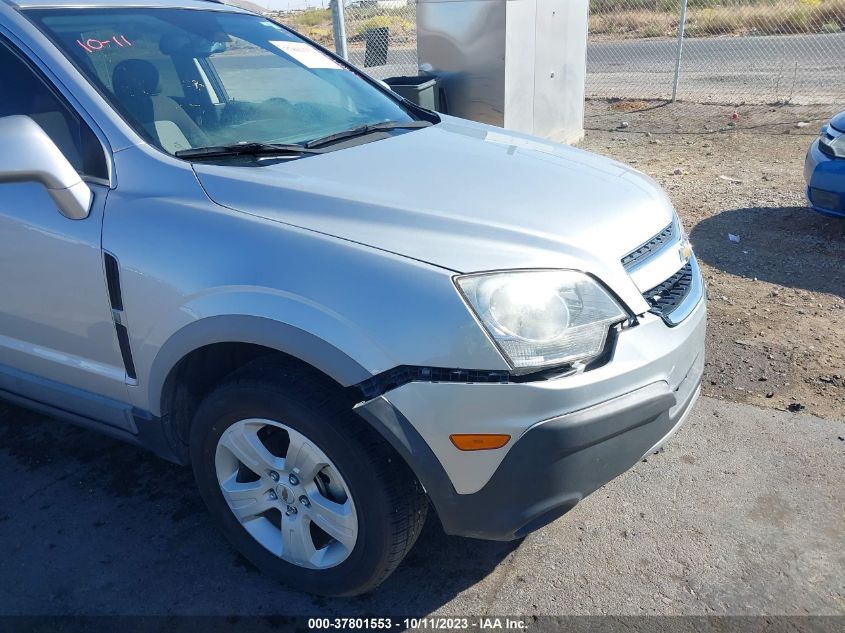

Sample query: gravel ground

[1,397,842,616]
[579,103,845,420]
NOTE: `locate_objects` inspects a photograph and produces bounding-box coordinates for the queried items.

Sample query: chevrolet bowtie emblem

[680,240,693,263]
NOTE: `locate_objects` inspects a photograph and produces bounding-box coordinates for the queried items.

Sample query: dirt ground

[579,102,845,420]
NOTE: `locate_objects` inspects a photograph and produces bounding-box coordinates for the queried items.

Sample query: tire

[189,359,428,597]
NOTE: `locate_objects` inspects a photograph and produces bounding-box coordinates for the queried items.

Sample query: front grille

[642,262,694,322]
[621,222,675,269]
[819,125,843,158]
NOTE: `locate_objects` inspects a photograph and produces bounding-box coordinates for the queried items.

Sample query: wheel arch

[148,314,373,419]
[147,320,440,543]
[145,315,378,463]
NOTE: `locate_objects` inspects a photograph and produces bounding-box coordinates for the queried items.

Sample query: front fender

[103,153,509,415]
[136,288,393,416]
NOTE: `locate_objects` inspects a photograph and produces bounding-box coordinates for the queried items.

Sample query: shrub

[590,10,676,35]
[294,8,331,28]
[358,15,391,31]
[590,0,845,38]
[352,15,414,38]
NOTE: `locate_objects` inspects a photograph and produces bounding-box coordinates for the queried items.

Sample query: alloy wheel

[214,418,358,569]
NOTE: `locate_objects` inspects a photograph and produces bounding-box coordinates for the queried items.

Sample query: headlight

[674,210,687,238]
[820,125,845,158]
[674,212,693,263]
[455,270,628,373]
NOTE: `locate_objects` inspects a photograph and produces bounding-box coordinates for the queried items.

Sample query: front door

[0,38,129,420]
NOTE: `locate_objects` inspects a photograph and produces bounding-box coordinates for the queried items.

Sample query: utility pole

[330,0,349,60]
[672,0,688,102]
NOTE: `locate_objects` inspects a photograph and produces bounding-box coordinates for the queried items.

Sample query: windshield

[27,8,418,155]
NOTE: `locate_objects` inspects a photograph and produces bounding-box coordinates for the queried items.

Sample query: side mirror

[0,115,93,220]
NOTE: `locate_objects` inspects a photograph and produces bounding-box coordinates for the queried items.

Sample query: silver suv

[0,0,705,596]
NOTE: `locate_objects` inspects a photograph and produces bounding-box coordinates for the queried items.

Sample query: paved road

[347,48,417,79]
[586,32,845,103]
[218,32,845,103]
[0,396,842,616]
[589,32,845,73]
[338,33,845,103]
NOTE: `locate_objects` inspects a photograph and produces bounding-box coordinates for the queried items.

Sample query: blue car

[805,111,845,218]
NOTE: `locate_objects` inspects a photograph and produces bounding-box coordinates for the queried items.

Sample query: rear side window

[0,40,108,181]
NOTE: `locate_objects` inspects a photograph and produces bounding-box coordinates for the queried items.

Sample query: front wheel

[189,361,428,596]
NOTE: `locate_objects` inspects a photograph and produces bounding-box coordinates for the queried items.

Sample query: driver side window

[0,40,108,181]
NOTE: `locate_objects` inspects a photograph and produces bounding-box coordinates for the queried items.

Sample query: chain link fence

[266,0,418,80]
[587,0,845,132]
[260,0,844,132]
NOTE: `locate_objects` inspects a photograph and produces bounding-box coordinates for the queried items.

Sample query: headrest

[112,59,161,99]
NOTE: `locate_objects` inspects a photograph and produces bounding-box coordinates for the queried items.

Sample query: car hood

[193,117,676,310]
[830,111,845,132]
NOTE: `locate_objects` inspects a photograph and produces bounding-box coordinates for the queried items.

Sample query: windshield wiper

[175,142,324,160]
[304,120,433,149]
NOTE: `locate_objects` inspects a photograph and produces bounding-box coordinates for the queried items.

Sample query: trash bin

[384,75,444,112]
[364,27,389,67]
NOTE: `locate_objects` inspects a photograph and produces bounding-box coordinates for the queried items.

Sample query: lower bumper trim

[641,383,700,459]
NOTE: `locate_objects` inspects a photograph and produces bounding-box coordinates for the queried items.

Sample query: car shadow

[689,206,845,297]
[0,404,518,616]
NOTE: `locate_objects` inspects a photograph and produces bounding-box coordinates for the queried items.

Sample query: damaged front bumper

[355,274,706,541]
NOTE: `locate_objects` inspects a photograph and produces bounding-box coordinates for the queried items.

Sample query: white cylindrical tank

[417,0,588,143]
